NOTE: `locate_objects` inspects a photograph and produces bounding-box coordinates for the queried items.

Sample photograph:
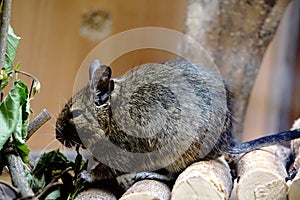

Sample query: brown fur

[56,60,233,180]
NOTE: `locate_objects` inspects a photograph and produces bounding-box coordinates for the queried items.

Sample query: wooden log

[229,179,238,200]
[287,117,300,200]
[180,0,291,139]
[235,145,290,200]
[119,180,170,200]
[290,118,300,168]
[27,109,51,140]
[75,188,117,200]
[171,157,232,200]
[288,167,300,199]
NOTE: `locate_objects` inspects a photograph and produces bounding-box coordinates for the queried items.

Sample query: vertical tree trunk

[180,0,290,139]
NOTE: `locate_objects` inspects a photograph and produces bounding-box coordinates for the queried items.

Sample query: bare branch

[0,0,11,68]
[5,151,37,199]
[27,109,51,140]
[0,179,20,196]
[180,0,291,139]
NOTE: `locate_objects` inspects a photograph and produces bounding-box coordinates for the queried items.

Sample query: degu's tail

[224,129,300,154]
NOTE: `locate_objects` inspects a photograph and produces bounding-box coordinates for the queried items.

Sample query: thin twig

[51,167,72,183]
[13,70,40,83]
[29,79,34,98]
[36,182,63,199]
[0,0,11,68]
[0,179,20,196]
[35,167,72,199]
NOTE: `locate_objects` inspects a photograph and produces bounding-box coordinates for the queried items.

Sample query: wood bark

[26,108,51,140]
[288,165,300,199]
[235,145,290,200]
[4,109,51,199]
[180,0,291,139]
[0,0,11,68]
[120,180,170,200]
[171,157,232,200]
[75,188,117,200]
[5,152,37,199]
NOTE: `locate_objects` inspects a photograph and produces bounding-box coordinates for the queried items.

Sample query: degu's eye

[71,109,83,118]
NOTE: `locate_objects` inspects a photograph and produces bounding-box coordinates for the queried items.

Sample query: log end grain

[120,180,170,200]
[171,158,232,200]
[236,146,289,200]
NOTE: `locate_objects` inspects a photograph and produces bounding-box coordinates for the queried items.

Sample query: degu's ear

[89,60,114,106]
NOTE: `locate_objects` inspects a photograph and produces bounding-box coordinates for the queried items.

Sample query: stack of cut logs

[75,118,300,200]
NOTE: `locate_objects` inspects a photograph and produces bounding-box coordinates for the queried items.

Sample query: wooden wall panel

[10,0,186,150]
[9,0,298,151]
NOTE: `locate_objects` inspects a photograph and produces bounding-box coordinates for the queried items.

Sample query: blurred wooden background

[9,0,299,151]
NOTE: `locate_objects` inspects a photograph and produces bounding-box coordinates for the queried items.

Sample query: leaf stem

[29,79,34,98]
[6,70,40,97]
[13,70,39,84]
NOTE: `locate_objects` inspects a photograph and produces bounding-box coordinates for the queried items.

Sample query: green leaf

[0,81,28,150]
[0,67,8,80]
[0,67,8,91]
[33,149,73,178]
[13,81,30,143]
[14,63,21,71]
[7,81,31,163]
[1,26,20,90]
[45,190,61,200]
[73,152,88,178]
[32,150,89,200]
[15,143,30,163]
[5,26,20,71]
[24,165,46,191]
[32,150,75,199]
